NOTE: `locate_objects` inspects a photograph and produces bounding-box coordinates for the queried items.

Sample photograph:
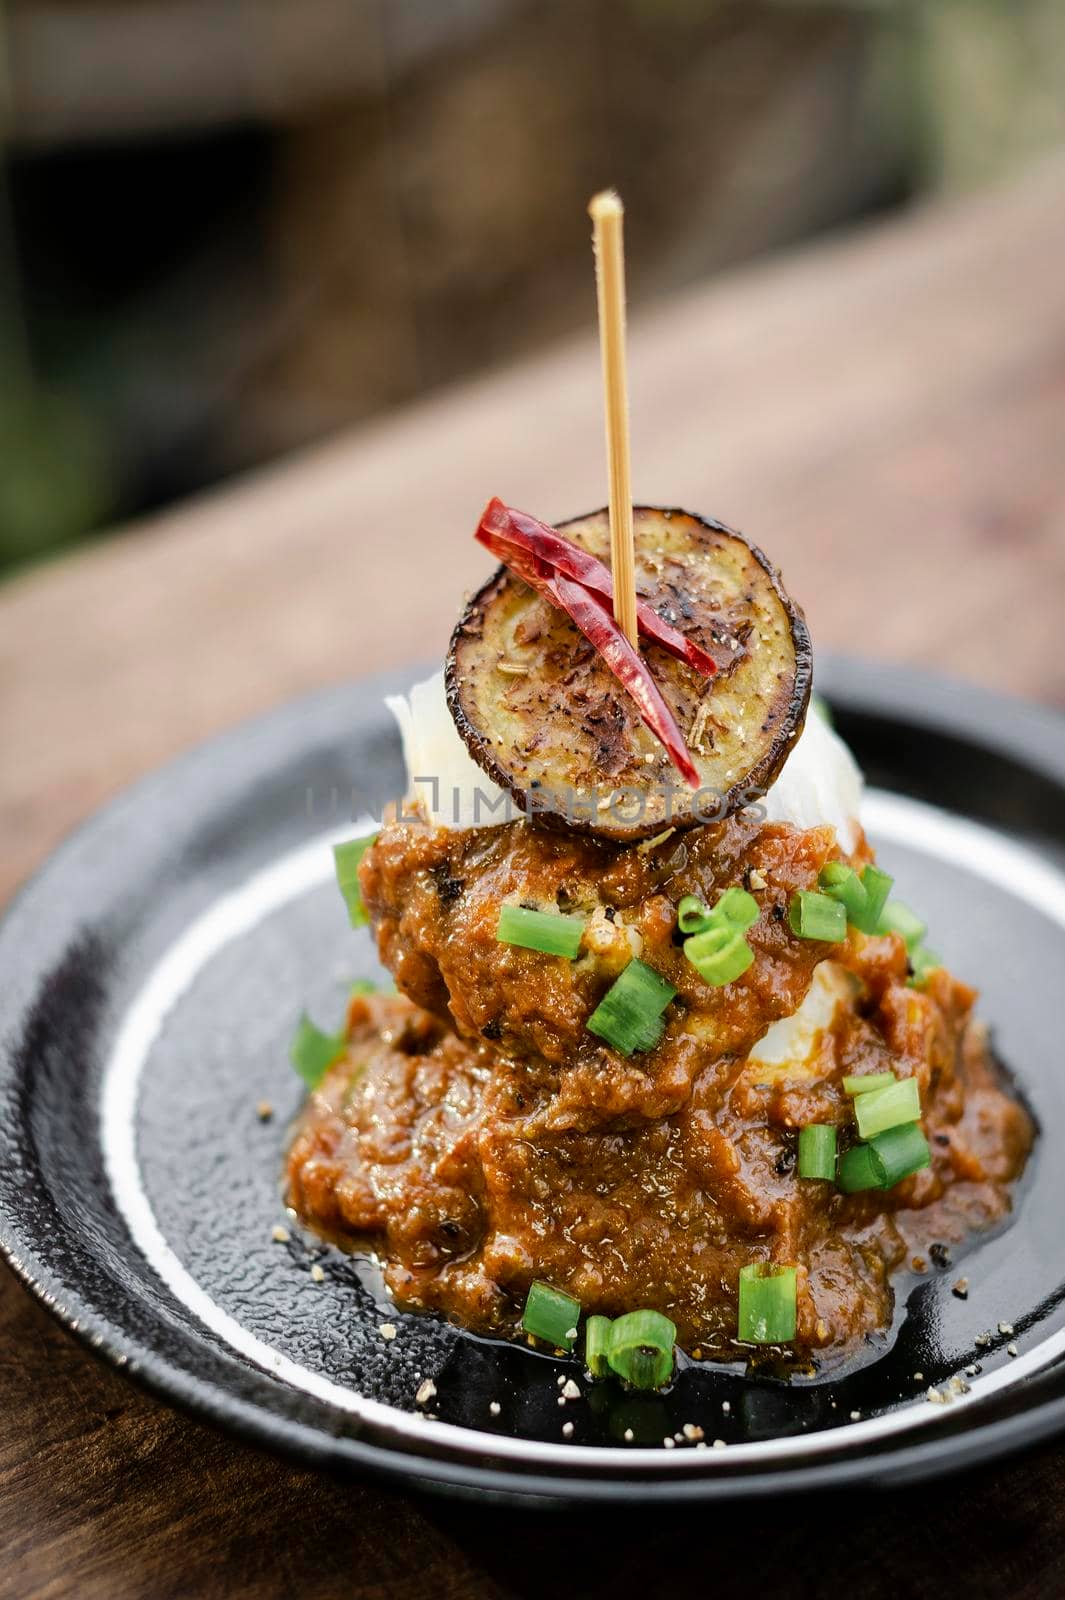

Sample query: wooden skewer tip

[588,189,623,222]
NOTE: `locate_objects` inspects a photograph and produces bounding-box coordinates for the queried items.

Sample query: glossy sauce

[286,818,1033,1356]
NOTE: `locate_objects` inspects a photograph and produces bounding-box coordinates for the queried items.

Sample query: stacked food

[286,501,1032,1384]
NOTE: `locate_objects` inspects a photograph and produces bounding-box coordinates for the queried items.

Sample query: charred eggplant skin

[446,505,813,840]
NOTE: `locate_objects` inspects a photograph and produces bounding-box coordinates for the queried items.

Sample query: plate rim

[2,655,1065,1504]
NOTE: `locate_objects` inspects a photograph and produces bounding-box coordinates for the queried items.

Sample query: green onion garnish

[677,894,712,934]
[838,1123,932,1192]
[874,1122,932,1187]
[584,1314,613,1378]
[837,1141,884,1193]
[521,1281,581,1351]
[289,1013,346,1090]
[798,1124,837,1180]
[842,1072,896,1096]
[818,861,868,925]
[684,922,755,986]
[858,865,893,931]
[738,1263,797,1344]
[606,1309,676,1389]
[587,959,677,1055]
[876,899,926,950]
[714,886,760,930]
[817,862,895,935]
[854,1076,921,1139]
[333,835,376,928]
[788,890,847,942]
[908,945,942,987]
[677,886,758,937]
[496,903,586,959]
[679,885,759,985]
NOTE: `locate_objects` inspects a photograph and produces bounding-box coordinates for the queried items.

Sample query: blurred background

[1,0,1064,581]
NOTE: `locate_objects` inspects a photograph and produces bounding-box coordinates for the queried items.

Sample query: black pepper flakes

[430,864,466,905]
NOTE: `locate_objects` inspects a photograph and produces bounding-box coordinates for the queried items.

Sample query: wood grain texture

[2,155,1065,1597]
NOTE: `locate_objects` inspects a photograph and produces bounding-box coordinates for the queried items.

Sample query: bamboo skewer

[589,189,638,649]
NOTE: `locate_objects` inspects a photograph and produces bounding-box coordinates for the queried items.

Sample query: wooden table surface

[2,156,1065,1598]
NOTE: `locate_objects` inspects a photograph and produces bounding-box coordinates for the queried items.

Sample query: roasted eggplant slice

[446,506,812,839]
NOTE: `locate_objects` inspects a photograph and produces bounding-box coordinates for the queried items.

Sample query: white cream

[745,961,862,1081]
[385,674,510,830]
[761,698,863,853]
[386,668,863,849]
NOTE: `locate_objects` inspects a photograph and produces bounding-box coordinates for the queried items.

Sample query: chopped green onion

[858,866,893,931]
[817,862,896,936]
[333,835,376,928]
[678,886,758,936]
[738,1264,797,1344]
[877,899,926,951]
[798,1124,837,1180]
[838,1124,932,1192]
[684,923,755,986]
[679,885,759,985]
[854,1076,921,1139]
[677,894,712,934]
[349,978,379,996]
[874,1122,931,1186]
[521,1281,581,1351]
[714,887,760,930]
[818,862,869,926]
[819,862,852,890]
[909,945,942,987]
[587,959,677,1055]
[584,1314,613,1378]
[842,1072,896,1096]
[496,903,586,959]
[606,1310,676,1389]
[837,1141,885,1193]
[788,890,847,942]
[290,1013,346,1090]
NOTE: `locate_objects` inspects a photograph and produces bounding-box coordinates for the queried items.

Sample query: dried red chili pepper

[476,521,701,788]
[478,498,718,677]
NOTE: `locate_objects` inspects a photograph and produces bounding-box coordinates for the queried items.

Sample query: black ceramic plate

[2,658,1065,1506]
